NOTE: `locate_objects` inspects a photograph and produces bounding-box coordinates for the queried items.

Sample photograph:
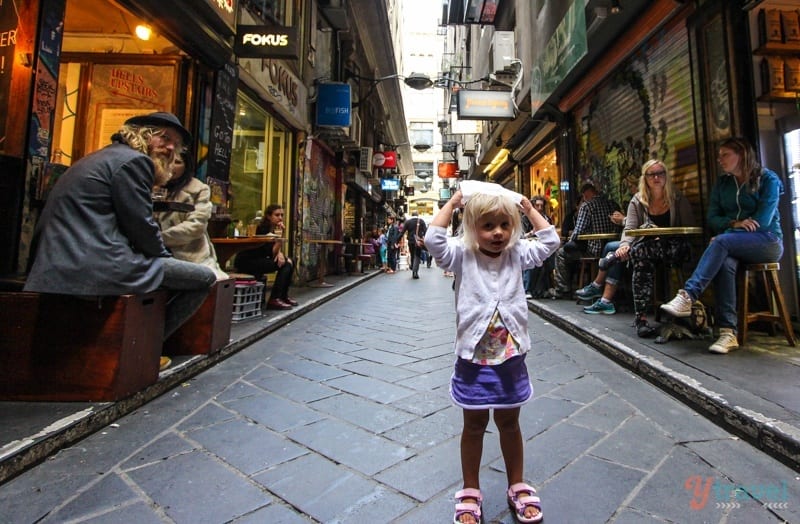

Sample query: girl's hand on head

[449,190,464,208]
[520,197,532,213]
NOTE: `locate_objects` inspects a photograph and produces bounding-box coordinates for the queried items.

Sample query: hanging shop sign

[457,90,515,120]
[205,0,236,33]
[438,162,459,178]
[530,0,587,112]
[315,83,351,127]
[380,178,401,191]
[372,150,397,169]
[235,25,299,59]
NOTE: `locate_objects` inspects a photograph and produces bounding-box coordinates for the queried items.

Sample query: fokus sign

[235,25,299,59]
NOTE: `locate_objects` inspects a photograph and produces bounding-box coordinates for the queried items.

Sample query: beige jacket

[155,178,227,278]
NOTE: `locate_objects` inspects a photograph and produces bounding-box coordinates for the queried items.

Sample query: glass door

[779,113,800,317]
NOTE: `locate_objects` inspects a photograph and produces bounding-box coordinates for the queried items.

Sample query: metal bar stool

[737,262,796,346]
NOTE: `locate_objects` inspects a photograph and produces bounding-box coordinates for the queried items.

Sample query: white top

[424,224,560,360]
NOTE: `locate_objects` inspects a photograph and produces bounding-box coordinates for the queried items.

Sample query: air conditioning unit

[358,147,373,173]
[490,31,515,73]
[462,135,478,155]
[346,111,362,147]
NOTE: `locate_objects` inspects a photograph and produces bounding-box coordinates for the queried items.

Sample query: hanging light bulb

[610,0,622,14]
[135,24,153,41]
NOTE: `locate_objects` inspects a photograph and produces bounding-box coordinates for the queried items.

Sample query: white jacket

[425,224,560,360]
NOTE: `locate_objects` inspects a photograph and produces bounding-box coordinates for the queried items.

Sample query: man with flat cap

[25,112,216,366]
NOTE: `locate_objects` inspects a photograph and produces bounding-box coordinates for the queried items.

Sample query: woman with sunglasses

[584,160,695,337]
[661,137,784,353]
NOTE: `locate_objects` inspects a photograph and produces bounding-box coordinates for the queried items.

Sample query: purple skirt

[450,354,532,409]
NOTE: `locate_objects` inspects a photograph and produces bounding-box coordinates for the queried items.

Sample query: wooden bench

[0,291,166,401]
[163,277,235,356]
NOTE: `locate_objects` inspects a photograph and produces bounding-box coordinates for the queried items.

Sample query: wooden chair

[577,257,596,290]
[737,262,795,346]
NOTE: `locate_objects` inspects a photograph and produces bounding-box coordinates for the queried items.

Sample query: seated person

[155,149,228,279]
[523,196,556,298]
[580,161,695,336]
[554,183,624,297]
[234,204,297,310]
[579,240,623,313]
[24,112,217,368]
[661,137,782,354]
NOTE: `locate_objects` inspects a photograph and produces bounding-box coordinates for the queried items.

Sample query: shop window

[229,91,292,229]
[51,58,181,165]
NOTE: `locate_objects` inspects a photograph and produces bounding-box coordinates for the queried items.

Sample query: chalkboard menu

[206,62,238,181]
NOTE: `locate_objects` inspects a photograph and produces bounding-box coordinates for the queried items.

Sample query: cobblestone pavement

[1,268,798,523]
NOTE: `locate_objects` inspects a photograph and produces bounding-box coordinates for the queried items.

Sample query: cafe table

[307,239,343,287]
[576,232,619,241]
[210,234,284,270]
[625,226,703,237]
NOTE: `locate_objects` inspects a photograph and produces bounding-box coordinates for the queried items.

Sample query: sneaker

[525,292,533,299]
[709,328,739,354]
[660,289,692,318]
[575,283,603,300]
[634,317,658,338]
[159,356,172,371]
[583,299,616,315]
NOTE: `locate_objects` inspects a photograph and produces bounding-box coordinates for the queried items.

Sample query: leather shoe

[266,298,292,310]
[284,297,298,306]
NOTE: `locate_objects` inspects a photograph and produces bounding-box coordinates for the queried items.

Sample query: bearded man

[25,112,216,342]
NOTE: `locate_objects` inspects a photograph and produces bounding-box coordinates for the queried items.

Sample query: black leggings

[235,257,294,301]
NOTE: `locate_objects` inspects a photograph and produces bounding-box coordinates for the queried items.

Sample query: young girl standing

[425,187,559,524]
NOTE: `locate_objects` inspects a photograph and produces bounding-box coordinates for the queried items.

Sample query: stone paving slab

[1,270,799,523]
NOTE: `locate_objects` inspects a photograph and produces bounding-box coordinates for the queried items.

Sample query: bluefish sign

[235,25,298,59]
[316,83,351,127]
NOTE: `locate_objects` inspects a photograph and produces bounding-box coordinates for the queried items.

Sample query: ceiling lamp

[135,24,153,41]
[610,0,622,14]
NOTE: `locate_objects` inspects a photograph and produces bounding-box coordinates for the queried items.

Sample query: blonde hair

[114,124,175,186]
[638,159,675,207]
[461,192,521,251]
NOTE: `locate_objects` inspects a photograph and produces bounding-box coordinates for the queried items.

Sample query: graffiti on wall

[573,22,699,210]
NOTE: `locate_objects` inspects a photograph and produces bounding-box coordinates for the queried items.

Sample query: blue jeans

[684,231,783,329]
[602,241,624,286]
[161,257,217,339]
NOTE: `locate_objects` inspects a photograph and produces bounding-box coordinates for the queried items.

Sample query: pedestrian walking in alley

[661,137,784,353]
[404,211,427,279]
[425,184,560,524]
[386,215,401,273]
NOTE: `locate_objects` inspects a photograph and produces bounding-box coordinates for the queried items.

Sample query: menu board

[206,62,237,181]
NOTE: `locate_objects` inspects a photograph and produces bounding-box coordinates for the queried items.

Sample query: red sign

[373,150,397,168]
[438,162,458,178]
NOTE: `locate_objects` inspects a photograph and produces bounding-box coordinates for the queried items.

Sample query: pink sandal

[453,488,482,524]
[507,482,543,523]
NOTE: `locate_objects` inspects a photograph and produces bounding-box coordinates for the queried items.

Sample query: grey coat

[25,143,170,295]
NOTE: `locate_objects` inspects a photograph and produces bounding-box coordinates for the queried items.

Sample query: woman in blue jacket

[661,137,784,354]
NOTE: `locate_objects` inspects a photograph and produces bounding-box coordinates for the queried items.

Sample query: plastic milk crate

[232,281,264,322]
